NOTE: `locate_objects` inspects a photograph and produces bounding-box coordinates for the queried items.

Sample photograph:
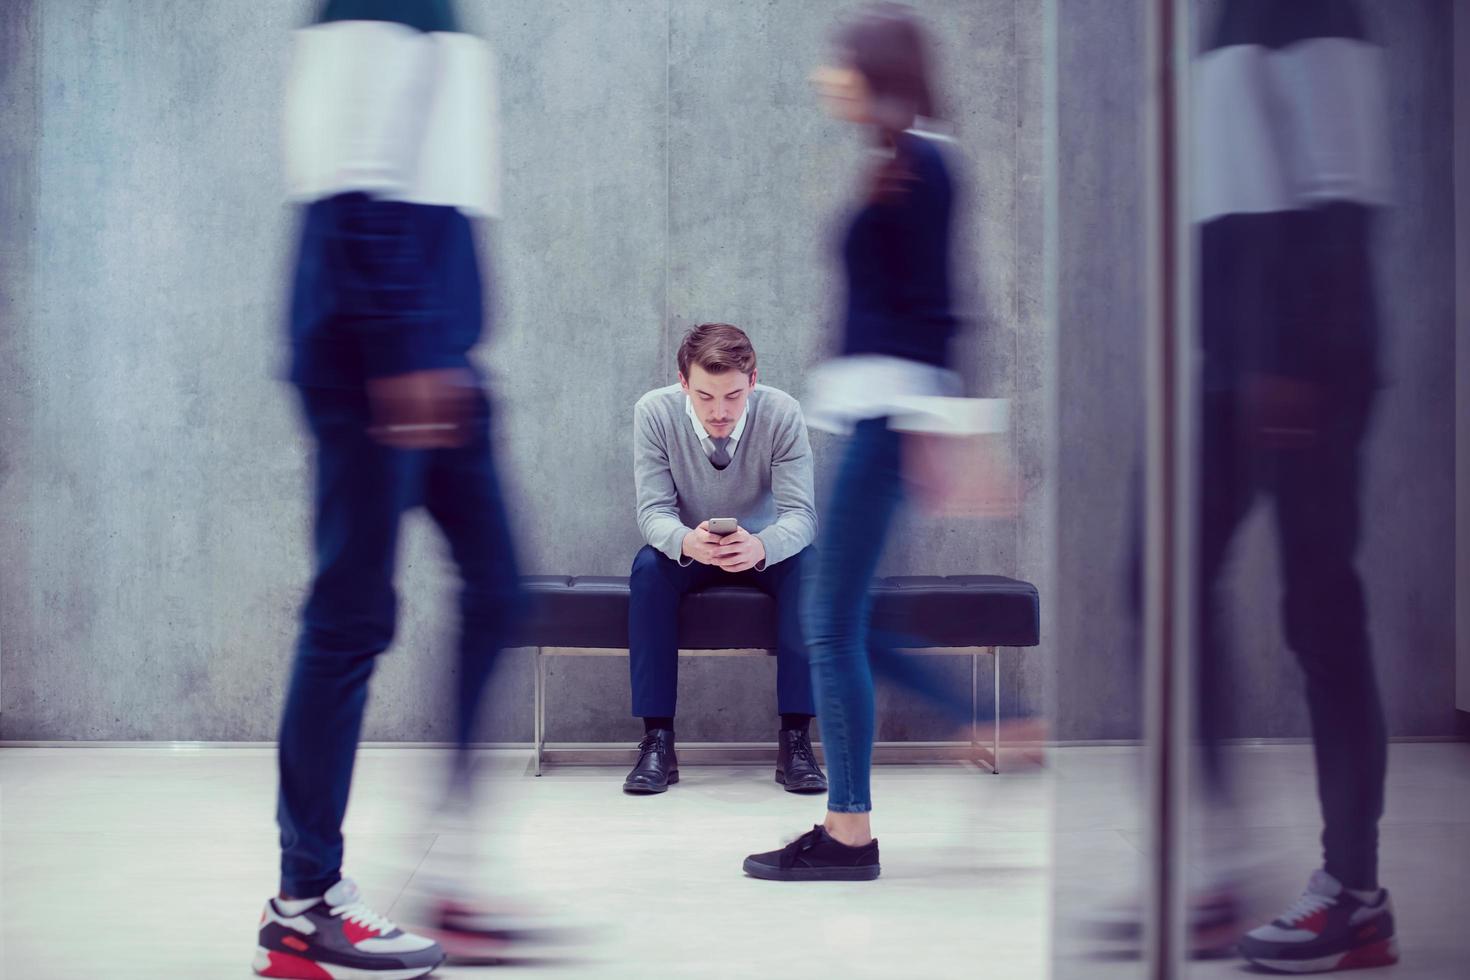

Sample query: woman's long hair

[835,4,939,135]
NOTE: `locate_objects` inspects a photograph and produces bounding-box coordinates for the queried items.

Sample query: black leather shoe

[775,728,827,794]
[743,825,881,881]
[622,729,678,794]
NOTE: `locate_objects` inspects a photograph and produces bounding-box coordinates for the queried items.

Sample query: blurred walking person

[254,2,521,976]
[743,3,1017,884]
[1193,0,1396,971]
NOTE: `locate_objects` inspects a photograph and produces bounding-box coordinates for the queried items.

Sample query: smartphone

[707,517,739,536]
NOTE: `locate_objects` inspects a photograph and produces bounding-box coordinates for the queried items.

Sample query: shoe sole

[742,858,881,882]
[253,947,440,980]
[1242,937,1399,974]
[774,771,827,794]
[623,770,678,794]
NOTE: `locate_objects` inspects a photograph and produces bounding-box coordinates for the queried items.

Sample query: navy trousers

[277,384,520,898]
[627,544,816,719]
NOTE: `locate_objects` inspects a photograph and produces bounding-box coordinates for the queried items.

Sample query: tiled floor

[1,743,1465,979]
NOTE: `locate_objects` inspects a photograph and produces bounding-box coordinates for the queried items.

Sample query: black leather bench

[514,574,1040,775]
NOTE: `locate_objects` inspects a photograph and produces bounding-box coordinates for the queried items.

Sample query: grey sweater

[633,384,817,569]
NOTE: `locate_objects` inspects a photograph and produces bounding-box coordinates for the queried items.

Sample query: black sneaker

[1238,870,1398,973]
[253,877,444,978]
[622,729,678,794]
[742,825,880,881]
[775,728,827,794]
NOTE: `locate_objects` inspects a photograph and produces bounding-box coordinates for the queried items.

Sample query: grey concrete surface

[0,1,1041,742]
[1049,0,1461,740]
[0,0,1458,742]
[1049,0,1148,742]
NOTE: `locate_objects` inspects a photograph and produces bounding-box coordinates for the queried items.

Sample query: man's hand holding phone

[711,525,764,573]
[684,518,763,571]
[681,522,726,566]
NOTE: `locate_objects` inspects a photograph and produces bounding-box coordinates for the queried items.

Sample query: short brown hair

[677,323,757,378]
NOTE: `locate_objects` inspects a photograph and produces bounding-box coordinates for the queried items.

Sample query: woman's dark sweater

[839,130,957,369]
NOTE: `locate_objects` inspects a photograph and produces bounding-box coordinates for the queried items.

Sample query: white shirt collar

[684,387,749,452]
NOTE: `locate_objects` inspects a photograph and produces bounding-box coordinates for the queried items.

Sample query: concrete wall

[0,0,1047,742]
[1050,0,1461,741]
[0,0,39,727]
[0,0,1457,743]
[1049,0,1147,742]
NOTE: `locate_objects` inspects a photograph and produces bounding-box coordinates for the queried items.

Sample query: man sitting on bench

[624,322,826,795]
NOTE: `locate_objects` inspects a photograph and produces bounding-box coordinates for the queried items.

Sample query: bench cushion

[511,574,1040,651]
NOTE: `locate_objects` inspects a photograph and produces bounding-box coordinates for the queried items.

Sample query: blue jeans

[628,545,816,718]
[806,418,974,814]
[277,384,520,898]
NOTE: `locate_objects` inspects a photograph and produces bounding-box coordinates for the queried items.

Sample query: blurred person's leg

[1266,202,1386,892]
[1237,389,1395,972]
[278,384,420,900]
[1083,395,1257,955]
[421,388,521,800]
[1237,201,1396,972]
[805,419,905,822]
[743,419,897,880]
[750,547,825,792]
[1194,389,1257,816]
[1190,204,1286,911]
[1270,389,1384,891]
[1178,390,1260,955]
[866,631,972,729]
[412,388,574,957]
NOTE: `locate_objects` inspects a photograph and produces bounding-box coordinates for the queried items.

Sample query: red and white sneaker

[1238,870,1398,973]
[252,878,445,979]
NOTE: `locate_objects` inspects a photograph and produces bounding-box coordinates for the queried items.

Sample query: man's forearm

[640,512,692,562]
[756,511,816,569]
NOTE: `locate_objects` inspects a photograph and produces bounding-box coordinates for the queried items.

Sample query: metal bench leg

[533,647,544,776]
[970,652,980,765]
[992,647,1002,775]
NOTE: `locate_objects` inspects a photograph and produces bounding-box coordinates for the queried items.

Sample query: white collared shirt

[685,390,749,460]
